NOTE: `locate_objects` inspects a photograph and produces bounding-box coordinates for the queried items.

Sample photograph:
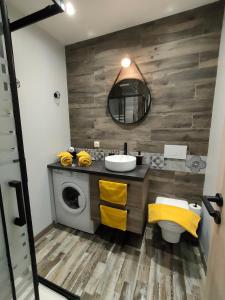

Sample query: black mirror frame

[107,78,152,125]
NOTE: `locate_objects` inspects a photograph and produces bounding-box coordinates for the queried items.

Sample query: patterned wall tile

[74,147,207,174]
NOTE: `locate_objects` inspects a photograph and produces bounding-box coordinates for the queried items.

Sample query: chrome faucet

[124,142,128,155]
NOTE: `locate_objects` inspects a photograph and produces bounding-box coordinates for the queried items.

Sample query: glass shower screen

[0,5,38,299]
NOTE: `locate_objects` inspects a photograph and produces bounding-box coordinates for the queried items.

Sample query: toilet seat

[156,196,189,209]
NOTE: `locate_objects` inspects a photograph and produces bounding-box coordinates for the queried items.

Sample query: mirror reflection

[108,78,151,124]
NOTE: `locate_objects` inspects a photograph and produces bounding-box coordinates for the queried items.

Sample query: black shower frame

[0,0,79,299]
[10,0,64,32]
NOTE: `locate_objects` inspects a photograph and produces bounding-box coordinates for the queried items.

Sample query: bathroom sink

[105,155,136,172]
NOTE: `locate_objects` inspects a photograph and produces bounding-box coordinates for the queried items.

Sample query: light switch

[164,145,187,160]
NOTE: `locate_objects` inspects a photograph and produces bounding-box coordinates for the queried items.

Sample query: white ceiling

[7,0,218,46]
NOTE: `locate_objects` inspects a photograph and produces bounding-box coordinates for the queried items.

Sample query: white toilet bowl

[156,197,189,243]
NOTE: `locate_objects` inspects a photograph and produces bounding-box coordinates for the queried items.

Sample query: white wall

[9,7,70,236]
[200,8,225,259]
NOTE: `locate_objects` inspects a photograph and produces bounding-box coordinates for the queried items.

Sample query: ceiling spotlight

[121,57,131,68]
[65,2,75,16]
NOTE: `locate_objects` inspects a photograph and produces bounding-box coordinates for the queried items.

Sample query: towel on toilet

[77,151,92,167]
[148,204,201,238]
[99,180,127,206]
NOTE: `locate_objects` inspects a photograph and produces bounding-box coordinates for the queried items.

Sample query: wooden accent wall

[66,2,223,155]
[149,170,205,204]
[65,2,224,204]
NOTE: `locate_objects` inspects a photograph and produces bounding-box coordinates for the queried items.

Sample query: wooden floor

[35,224,206,300]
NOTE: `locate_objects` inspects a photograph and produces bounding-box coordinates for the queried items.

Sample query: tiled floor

[35,224,205,300]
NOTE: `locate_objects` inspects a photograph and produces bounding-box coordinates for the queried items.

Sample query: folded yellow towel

[148,204,201,238]
[99,180,127,206]
[77,151,91,159]
[57,151,73,167]
[100,205,127,231]
[77,151,92,167]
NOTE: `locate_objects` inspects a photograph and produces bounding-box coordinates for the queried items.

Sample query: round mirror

[108,78,151,124]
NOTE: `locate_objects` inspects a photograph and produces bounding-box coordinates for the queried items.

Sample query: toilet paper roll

[189,203,202,216]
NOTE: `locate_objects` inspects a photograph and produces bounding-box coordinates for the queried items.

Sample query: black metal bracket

[202,193,223,224]
[10,0,65,32]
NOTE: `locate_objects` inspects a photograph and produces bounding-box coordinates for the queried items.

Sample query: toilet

[156,196,189,243]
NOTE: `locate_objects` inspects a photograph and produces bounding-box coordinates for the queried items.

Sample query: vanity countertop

[47,161,149,181]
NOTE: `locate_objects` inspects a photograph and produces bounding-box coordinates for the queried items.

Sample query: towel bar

[202,194,223,224]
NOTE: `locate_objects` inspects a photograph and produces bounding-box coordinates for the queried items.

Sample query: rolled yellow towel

[61,155,73,166]
[77,151,92,167]
[57,151,73,167]
[76,151,90,159]
[58,151,71,158]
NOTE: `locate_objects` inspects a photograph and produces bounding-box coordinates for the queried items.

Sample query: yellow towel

[77,151,90,159]
[99,180,127,206]
[100,205,127,231]
[57,151,73,167]
[148,204,201,238]
[77,151,92,167]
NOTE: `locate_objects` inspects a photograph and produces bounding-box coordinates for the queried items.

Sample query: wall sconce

[54,91,61,105]
[54,91,61,99]
[121,57,131,68]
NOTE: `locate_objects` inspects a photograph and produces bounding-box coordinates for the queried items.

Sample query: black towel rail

[202,193,223,224]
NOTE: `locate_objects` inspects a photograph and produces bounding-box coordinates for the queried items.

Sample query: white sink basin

[105,155,136,172]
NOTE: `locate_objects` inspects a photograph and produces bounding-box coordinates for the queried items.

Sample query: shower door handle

[8,180,26,227]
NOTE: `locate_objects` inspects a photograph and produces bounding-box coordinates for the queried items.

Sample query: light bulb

[121,57,131,68]
[66,2,75,16]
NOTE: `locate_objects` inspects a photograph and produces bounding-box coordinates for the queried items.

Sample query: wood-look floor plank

[84,262,106,296]
[172,245,187,300]
[49,237,89,284]
[71,237,108,296]
[114,246,140,299]
[101,250,126,300]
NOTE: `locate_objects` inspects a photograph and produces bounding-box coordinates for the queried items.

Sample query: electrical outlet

[94,141,100,148]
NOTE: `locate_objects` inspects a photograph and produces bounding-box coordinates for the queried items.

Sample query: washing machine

[52,169,99,234]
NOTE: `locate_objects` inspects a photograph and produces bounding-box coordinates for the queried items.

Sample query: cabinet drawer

[90,174,149,235]
[91,203,146,234]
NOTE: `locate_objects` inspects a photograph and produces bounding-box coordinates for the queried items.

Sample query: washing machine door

[60,182,87,215]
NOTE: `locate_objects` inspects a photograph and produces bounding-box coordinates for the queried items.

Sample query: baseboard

[34,223,54,242]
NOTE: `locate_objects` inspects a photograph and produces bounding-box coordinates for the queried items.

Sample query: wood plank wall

[66,2,224,204]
